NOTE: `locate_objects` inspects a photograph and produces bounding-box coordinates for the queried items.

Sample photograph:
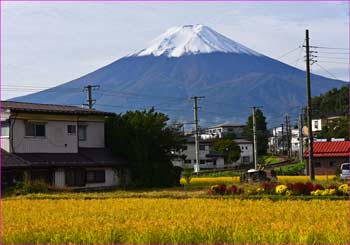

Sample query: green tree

[244,109,269,156]
[317,116,349,140]
[212,135,241,164]
[311,86,349,116]
[105,108,186,187]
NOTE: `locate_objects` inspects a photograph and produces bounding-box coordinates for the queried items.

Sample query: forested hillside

[312,85,349,116]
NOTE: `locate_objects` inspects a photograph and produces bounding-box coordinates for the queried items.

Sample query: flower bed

[208,183,349,197]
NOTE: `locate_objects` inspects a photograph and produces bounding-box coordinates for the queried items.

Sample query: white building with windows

[1,101,129,189]
[203,122,246,139]
[269,126,302,155]
[172,136,253,169]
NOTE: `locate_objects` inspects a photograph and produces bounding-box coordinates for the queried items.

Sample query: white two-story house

[202,122,246,139]
[1,101,129,189]
[172,136,253,169]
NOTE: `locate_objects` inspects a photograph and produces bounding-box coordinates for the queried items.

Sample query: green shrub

[14,180,49,195]
[275,162,305,175]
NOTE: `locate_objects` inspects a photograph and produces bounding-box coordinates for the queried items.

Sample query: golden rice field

[180,175,337,186]
[2,198,349,244]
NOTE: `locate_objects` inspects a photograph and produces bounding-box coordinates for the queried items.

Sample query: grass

[262,155,281,164]
[3,198,349,244]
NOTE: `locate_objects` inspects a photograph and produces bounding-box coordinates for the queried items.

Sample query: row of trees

[105,107,269,187]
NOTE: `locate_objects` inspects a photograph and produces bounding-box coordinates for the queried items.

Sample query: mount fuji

[11,24,346,126]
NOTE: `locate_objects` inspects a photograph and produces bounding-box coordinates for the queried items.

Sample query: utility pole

[251,106,262,170]
[281,123,285,155]
[304,29,315,180]
[83,85,100,109]
[191,96,205,174]
[298,113,304,162]
[285,113,291,159]
[274,128,277,155]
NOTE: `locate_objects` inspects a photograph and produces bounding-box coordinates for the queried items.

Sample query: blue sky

[2,1,349,100]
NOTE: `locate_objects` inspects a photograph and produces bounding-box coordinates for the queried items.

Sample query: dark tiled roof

[1,101,114,116]
[1,149,30,168]
[13,148,128,168]
[305,141,350,157]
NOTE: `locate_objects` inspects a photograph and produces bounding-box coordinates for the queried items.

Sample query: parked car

[340,163,350,180]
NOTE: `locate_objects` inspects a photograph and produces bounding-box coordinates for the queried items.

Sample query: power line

[315,51,350,55]
[310,46,350,50]
[315,56,349,60]
[316,61,348,65]
[277,46,301,60]
[314,62,340,80]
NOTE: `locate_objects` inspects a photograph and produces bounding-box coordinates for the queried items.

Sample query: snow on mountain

[134,24,262,57]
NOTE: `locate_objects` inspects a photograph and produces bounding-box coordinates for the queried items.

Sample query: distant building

[203,122,246,139]
[269,126,302,156]
[311,113,343,133]
[304,141,350,175]
[172,136,253,169]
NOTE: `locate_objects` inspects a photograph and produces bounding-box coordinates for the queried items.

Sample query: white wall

[54,169,65,187]
[53,168,120,188]
[12,119,78,153]
[1,111,11,152]
[78,121,105,148]
[85,168,119,188]
[1,137,10,152]
[236,143,253,165]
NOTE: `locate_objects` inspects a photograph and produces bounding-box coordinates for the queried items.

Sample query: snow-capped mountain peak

[134,24,261,57]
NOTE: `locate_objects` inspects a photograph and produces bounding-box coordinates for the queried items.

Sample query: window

[314,120,319,129]
[67,125,76,135]
[315,162,321,168]
[243,156,250,164]
[1,120,10,137]
[78,125,87,141]
[86,170,105,183]
[200,160,205,164]
[241,146,244,150]
[329,161,335,167]
[185,159,191,164]
[213,160,216,166]
[199,145,205,151]
[25,123,45,137]
[31,169,52,184]
[245,146,248,150]
[65,169,86,187]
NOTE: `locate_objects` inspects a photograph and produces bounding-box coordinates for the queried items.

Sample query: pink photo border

[0,0,349,244]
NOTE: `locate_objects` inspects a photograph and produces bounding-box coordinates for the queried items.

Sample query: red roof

[305,141,350,157]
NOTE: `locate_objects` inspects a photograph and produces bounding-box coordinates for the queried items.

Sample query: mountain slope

[11,25,346,126]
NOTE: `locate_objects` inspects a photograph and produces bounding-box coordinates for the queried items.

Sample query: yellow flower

[321,189,329,196]
[338,184,349,195]
[329,189,336,195]
[313,189,323,196]
[275,185,288,194]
